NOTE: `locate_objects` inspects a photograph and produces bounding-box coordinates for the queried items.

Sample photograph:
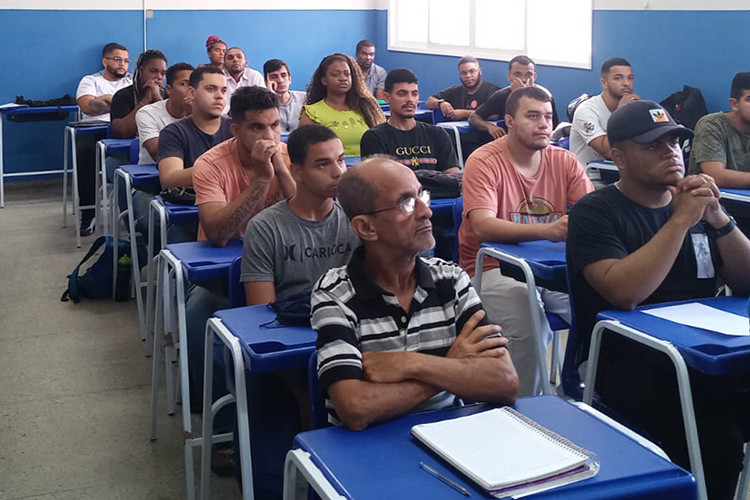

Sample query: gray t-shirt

[280,90,306,133]
[689,111,750,174]
[364,63,387,96]
[241,200,360,301]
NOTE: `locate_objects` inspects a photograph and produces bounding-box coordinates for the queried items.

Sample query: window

[388,0,592,69]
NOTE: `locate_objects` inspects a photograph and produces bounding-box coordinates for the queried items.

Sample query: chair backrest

[307,351,329,429]
[552,136,570,150]
[560,266,584,400]
[129,138,140,165]
[227,256,246,308]
[451,196,464,263]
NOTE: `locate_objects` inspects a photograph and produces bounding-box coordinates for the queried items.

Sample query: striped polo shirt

[311,246,487,425]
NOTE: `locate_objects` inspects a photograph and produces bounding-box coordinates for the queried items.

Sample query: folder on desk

[411,407,599,498]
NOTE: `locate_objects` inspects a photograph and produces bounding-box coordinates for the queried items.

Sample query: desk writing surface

[598,296,750,376]
[214,305,316,373]
[428,197,455,217]
[720,188,750,202]
[164,239,242,282]
[294,395,695,500]
[155,195,198,225]
[118,164,160,190]
[480,240,566,285]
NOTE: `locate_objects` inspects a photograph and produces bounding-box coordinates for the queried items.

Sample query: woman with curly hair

[299,53,385,156]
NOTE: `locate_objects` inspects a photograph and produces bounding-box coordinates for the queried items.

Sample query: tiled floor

[0,180,240,499]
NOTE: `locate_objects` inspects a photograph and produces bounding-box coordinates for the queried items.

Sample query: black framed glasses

[105,56,130,64]
[364,190,431,216]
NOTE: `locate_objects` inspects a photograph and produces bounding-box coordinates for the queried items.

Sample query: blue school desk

[435,120,502,167]
[473,240,568,395]
[149,238,243,500]
[199,305,318,499]
[284,395,696,500]
[585,160,619,184]
[721,188,750,203]
[0,105,79,208]
[585,296,750,500]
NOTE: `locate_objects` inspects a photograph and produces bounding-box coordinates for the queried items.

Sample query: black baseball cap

[607,100,693,146]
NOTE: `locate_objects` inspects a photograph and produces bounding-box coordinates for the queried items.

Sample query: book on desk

[411,406,599,498]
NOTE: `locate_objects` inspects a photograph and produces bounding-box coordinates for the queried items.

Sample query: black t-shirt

[157,115,233,168]
[432,81,500,111]
[110,85,137,122]
[360,121,459,171]
[475,85,560,127]
[567,185,720,365]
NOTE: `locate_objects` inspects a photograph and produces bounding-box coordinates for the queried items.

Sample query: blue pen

[419,461,471,496]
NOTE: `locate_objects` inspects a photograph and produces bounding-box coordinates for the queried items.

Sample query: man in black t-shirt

[156,65,232,242]
[425,56,499,121]
[361,69,459,173]
[468,55,559,140]
[111,50,167,139]
[568,100,750,500]
[158,66,232,189]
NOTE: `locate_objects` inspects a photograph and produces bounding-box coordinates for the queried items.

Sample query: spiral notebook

[411,407,599,498]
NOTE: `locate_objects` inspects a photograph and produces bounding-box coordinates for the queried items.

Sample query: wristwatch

[705,215,737,239]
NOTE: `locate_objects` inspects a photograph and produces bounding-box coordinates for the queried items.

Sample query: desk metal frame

[0,105,78,208]
[474,242,567,395]
[584,320,707,500]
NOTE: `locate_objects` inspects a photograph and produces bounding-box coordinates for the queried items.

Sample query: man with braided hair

[111,49,167,138]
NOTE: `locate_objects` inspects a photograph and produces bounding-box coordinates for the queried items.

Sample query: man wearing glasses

[460,87,593,397]
[75,42,133,236]
[311,157,519,430]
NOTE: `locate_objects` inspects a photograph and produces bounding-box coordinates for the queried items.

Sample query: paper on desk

[0,103,22,109]
[643,303,749,336]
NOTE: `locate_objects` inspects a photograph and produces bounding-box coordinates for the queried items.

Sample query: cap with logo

[607,100,694,146]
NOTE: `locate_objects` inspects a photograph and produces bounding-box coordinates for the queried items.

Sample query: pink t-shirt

[459,137,594,277]
[193,138,289,241]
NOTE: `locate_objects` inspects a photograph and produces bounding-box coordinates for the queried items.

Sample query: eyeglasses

[365,190,431,216]
[105,56,130,64]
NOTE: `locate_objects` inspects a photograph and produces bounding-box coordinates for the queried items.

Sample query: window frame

[387,0,593,70]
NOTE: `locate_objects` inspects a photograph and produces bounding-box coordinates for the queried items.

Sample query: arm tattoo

[217,179,269,240]
[87,99,111,115]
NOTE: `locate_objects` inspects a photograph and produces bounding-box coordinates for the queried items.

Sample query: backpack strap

[61,236,108,303]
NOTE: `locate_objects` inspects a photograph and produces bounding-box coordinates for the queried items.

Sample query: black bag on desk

[160,187,196,205]
[415,170,463,199]
[660,85,708,130]
[261,294,312,328]
[15,94,77,107]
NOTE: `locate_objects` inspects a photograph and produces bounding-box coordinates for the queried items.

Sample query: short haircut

[356,39,375,53]
[226,46,245,56]
[338,162,378,219]
[506,86,551,118]
[166,62,195,86]
[458,56,479,68]
[230,86,279,123]
[509,55,534,70]
[384,68,418,93]
[136,49,167,70]
[102,43,127,57]
[601,57,631,76]
[189,65,224,87]
[287,124,339,165]
[263,58,289,79]
[731,72,750,100]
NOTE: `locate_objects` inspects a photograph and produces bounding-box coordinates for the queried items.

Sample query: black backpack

[660,85,708,130]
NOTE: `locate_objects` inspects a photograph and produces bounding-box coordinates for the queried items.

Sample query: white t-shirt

[76,70,133,123]
[135,99,182,164]
[223,67,266,115]
[570,94,611,166]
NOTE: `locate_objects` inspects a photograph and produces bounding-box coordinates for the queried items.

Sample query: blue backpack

[61,236,131,303]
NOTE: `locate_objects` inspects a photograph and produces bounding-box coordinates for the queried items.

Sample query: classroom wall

[376,8,750,120]
[0,3,377,179]
[1,1,748,180]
